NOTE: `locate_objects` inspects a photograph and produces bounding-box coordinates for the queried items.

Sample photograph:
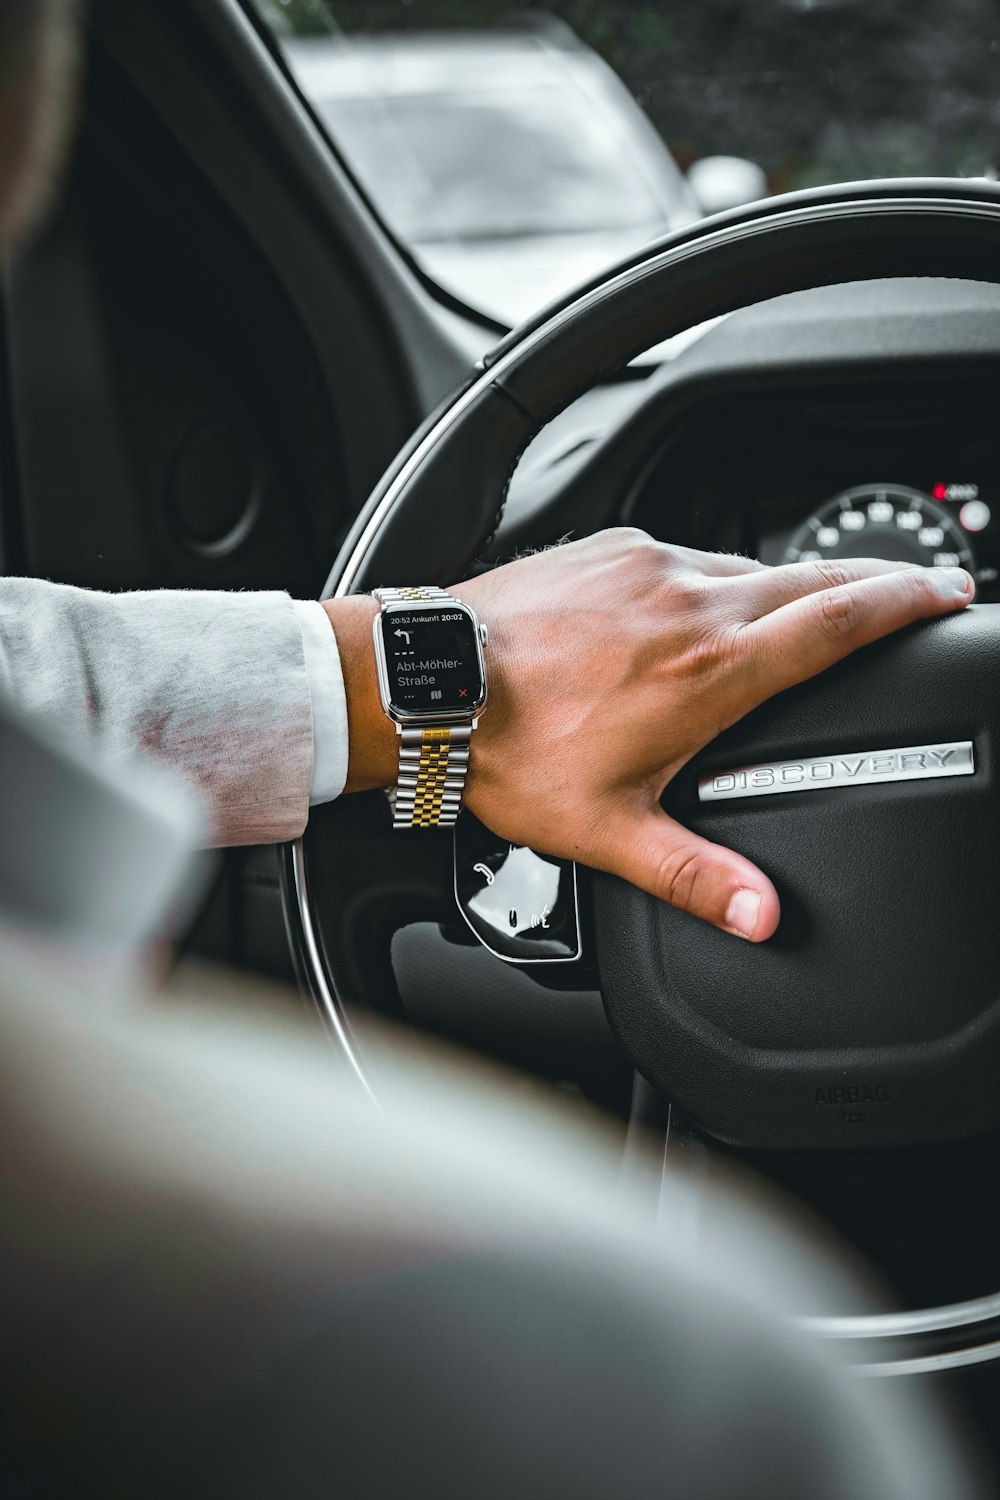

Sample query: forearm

[0,578,314,846]
[320,594,397,793]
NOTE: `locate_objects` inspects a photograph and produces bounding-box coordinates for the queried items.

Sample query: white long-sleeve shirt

[292,599,349,807]
[0,581,350,846]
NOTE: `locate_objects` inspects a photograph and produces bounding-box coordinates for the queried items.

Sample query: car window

[295,87,668,243]
[250,1,1000,328]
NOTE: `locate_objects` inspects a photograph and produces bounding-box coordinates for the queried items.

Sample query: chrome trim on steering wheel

[853,1340,1000,1378]
[291,837,378,1106]
[802,1289,1000,1340]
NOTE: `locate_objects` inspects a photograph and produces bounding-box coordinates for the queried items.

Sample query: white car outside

[285,24,705,326]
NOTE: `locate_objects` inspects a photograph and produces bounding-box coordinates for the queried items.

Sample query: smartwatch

[372,586,488,829]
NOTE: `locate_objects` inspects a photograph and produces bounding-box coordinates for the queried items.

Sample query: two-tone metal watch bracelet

[373,586,479,830]
[392,723,473,828]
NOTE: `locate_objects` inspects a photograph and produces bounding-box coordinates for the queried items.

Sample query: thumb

[605,809,780,942]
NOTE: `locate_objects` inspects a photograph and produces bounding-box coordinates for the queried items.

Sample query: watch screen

[381,606,485,716]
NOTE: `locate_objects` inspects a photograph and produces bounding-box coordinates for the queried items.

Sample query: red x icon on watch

[458,688,468,698]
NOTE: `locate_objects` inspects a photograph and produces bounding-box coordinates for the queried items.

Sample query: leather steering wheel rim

[286,178,1000,1371]
[328,177,1000,596]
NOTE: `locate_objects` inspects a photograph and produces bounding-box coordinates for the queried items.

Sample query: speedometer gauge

[783,484,975,571]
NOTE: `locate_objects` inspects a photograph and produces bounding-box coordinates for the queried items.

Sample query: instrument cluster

[623,377,1000,606]
[756,478,1000,599]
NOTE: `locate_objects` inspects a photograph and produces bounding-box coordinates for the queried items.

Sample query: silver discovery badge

[698,741,974,802]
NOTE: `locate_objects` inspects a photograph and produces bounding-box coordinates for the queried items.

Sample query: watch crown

[479,622,489,647]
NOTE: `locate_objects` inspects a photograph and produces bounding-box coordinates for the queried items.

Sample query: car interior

[6,0,1000,1486]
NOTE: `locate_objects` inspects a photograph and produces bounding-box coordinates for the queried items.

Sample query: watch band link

[393,724,472,829]
[373,585,476,830]
[374,585,453,606]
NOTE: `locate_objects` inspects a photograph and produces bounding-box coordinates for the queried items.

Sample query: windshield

[252,1,1000,328]
[301,89,669,243]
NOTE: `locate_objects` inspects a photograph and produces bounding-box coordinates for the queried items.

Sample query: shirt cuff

[294,599,349,805]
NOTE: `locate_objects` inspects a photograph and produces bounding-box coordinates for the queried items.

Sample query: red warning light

[932,483,948,501]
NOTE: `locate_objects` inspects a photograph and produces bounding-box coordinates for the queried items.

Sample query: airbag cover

[595,606,1000,1150]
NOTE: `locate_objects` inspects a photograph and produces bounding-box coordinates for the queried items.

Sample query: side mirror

[686,155,768,215]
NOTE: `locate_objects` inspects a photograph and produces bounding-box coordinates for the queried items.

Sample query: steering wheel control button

[699,740,974,802]
[454,812,580,963]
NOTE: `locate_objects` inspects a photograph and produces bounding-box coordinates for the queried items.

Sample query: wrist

[320,596,398,792]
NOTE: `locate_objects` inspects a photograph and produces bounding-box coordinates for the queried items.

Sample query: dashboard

[497,278,1000,608]
[629,377,1000,601]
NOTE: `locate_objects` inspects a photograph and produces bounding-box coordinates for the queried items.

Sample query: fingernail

[930,567,972,599]
[726,887,761,940]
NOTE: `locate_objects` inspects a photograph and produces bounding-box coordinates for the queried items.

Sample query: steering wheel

[284,179,1000,1372]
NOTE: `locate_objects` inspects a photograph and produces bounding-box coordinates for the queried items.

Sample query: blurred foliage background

[255,0,1000,191]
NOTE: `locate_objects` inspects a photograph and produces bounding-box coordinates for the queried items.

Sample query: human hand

[454,529,974,942]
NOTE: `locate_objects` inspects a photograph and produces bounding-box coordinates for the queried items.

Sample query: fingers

[720,555,920,622]
[602,808,780,942]
[741,563,974,700]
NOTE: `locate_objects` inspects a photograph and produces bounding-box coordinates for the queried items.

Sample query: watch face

[380,604,486,717]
